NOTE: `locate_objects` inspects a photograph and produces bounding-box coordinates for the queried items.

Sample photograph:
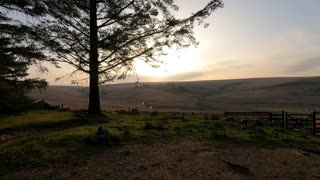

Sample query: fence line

[224,111,320,135]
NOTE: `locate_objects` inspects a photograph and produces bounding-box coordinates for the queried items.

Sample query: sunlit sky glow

[29,0,320,85]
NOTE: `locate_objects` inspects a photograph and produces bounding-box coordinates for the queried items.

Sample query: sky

[29,0,320,85]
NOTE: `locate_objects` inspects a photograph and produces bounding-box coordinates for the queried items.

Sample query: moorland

[1,77,320,179]
[30,77,320,112]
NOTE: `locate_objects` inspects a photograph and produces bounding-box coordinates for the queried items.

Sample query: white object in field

[150,106,152,110]
[142,102,145,105]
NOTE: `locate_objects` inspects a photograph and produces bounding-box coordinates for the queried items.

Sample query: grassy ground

[0,110,320,176]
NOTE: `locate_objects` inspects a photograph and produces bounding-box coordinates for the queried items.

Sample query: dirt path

[3,139,320,180]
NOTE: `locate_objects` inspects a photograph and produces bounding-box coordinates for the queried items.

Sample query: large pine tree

[32,0,223,115]
[0,1,48,113]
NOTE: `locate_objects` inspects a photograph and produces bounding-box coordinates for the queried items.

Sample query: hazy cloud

[165,71,205,81]
[288,57,320,73]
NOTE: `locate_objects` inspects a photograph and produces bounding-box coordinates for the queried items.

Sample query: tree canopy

[35,0,223,82]
[30,0,223,114]
[0,0,223,114]
[0,1,48,113]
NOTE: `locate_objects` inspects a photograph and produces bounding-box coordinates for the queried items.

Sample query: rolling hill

[29,77,320,112]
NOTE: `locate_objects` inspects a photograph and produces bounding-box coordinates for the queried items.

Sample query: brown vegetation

[30,77,320,112]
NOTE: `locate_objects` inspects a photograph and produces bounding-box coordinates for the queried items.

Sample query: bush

[144,122,154,130]
[210,129,230,139]
[204,113,220,120]
[118,109,128,114]
[34,100,60,110]
[0,97,60,115]
[144,122,167,131]
[130,108,140,115]
[150,110,159,116]
[224,117,237,122]
[0,93,34,114]
[204,113,209,120]
[123,128,131,136]
[210,113,220,120]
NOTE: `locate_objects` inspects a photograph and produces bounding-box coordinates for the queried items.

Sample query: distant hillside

[29,77,320,112]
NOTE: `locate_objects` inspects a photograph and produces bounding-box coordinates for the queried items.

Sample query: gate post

[312,111,316,135]
[281,111,285,128]
[285,111,288,129]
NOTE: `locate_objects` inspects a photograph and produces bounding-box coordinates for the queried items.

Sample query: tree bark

[88,0,101,115]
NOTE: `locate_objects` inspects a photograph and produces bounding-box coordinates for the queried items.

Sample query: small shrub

[123,129,130,136]
[204,113,209,120]
[171,112,181,116]
[180,115,189,122]
[205,113,220,120]
[209,124,224,130]
[174,126,182,131]
[144,122,154,130]
[273,127,289,134]
[271,132,280,138]
[156,124,167,131]
[117,127,125,131]
[241,120,263,126]
[150,110,159,116]
[224,117,237,122]
[210,113,220,120]
[34,100,60,111]
[144,122,167,131]
[110,135,122,143]
[168,115,186,121]
[58,108,70,112]
[73,109,88,117]
[210,129,230,139]
[130,108,140,115]
[248,129,268,136]
[118,110,128,114]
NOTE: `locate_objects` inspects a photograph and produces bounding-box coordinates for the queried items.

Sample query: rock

[96,126,111,137]
[87,126,122,145]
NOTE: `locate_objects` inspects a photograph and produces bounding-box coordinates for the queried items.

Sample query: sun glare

[133,47,200,79]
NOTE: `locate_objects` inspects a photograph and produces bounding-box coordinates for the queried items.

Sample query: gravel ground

[3,139,320,180]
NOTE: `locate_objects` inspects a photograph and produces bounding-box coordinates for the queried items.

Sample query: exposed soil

[2,139,320,180]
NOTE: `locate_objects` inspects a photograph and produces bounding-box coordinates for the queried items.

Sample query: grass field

[1,110,320,178]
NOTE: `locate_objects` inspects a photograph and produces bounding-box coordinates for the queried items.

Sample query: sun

[133,47,200,79]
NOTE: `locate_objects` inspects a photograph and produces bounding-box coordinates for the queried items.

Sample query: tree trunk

[88,0,101,115]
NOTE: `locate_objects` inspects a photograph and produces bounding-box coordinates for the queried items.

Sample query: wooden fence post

[281,111,285,128]
[284,111,288,129]
[312,111,316,135]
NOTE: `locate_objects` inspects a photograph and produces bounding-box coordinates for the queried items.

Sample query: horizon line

[48,75,320,87]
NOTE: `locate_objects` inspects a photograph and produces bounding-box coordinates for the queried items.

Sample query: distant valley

[30,77,320,113]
